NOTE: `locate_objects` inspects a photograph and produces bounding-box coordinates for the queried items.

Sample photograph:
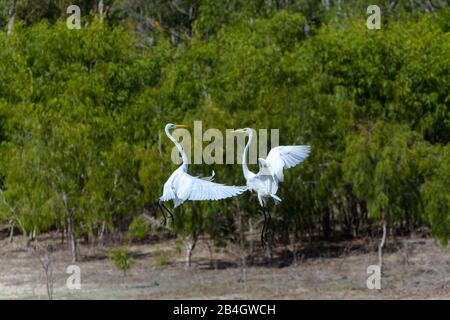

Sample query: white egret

[232,128,311,243]
[158,123,247,223]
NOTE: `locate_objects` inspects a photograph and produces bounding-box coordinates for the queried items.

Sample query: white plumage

[263,145,311,183]
[160,123,246,208]
[233,128,310,207]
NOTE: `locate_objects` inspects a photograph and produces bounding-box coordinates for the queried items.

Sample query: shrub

[107,247,135,276]
[153,249,170,269]
[127,216,149,242]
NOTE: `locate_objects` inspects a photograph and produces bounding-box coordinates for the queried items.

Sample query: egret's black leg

[261,208,268,248]
[156,200,167,225]
[266,207,272,244]
[160,201,175,223]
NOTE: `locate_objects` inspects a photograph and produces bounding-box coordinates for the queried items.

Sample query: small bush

[127,216,149,242]
[107,247,135,276]
[153,249,170,269]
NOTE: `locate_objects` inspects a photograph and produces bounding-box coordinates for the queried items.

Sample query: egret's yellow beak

[231,129,246,134]
[175,124,188,128]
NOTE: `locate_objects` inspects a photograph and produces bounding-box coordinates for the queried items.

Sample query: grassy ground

[0,233,449,299]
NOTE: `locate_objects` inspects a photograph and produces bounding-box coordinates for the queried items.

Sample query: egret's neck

[242,130,253,179]
[166,127,188,168]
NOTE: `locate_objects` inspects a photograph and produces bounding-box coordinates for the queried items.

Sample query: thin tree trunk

[378,215,387,274]
[98,0,105,22]
[33,244,54,300]
[8,221,14,243]
[98,220,106,244]
[7,0,16,35]
[26,231,33,247]
[98,172,117,245]
[67,214,78,262]
[44,258,54,300]
[184,235,197,268]
[185,242,194,267]
[27,227,36,246]
[63,193,78,262]
[1,192,18,243]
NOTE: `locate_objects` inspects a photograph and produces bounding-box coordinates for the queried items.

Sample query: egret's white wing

[160,191,175,202]
[160,170,178,202]
[264,145,311,182]
[175,171,247,202]
[160,185,185,207]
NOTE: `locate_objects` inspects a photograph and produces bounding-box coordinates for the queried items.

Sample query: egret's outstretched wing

[176,171,247,202]
[264,145,311,183]
[159,187,176,202]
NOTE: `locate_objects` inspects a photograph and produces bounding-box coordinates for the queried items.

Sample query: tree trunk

[98,220,106,245]
[63,193,78,262]
[8,221,14,243]
[7,0,15,35]
[98,0,105,22]
[27,227,36,246]
[184,235,197,268]
[44,263,53,300]
[378,216,387,275]
[67,213,78,262]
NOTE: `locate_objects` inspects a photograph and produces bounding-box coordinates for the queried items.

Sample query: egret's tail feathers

[271,194,282,205]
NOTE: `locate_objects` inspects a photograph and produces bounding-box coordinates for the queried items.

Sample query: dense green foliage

[0,1,449,259]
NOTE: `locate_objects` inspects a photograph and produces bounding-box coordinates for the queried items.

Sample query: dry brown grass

[0,233,449,299]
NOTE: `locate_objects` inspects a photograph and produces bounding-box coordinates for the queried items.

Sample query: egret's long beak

[175,124,188,128]
[231,129,246,134]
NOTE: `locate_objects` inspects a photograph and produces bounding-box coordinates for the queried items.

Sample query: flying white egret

[232,128,311,243]
[158,123,247,223]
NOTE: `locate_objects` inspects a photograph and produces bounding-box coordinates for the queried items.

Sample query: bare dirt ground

[1,233,450,300]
